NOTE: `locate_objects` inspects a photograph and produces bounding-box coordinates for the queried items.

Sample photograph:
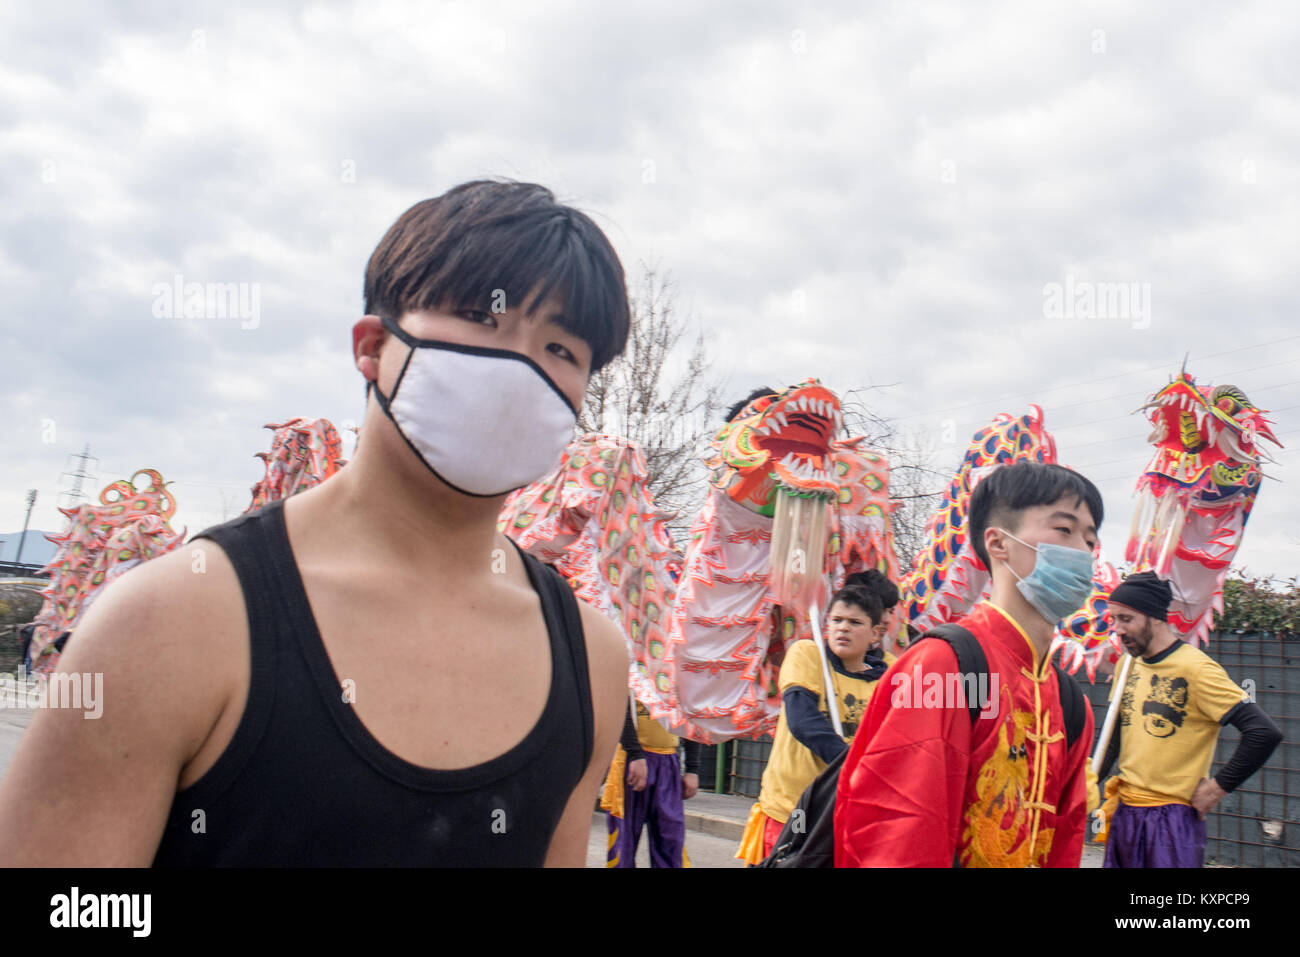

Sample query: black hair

[844,569,899,609]
[828,585,884,626]
[364,179,630,373]
[968,461,1104,569]
[725,387,777,422]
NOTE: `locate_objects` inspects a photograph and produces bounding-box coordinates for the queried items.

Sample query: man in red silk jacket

[835,462,1101,867]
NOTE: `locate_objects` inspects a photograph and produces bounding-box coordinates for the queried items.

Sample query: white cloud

[1,0,1296,584]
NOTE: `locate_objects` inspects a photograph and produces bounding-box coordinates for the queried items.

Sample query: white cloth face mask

[371,315,578,497]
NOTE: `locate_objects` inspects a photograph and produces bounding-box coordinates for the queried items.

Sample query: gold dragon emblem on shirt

[960,710,1055,868]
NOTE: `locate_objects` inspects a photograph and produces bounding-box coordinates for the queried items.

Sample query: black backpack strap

[915,624,989,725]
[757,747,848,868]
[915,624,989,869]
[1051,662,1086,750]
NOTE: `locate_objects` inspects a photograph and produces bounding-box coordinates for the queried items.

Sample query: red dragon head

[1136,371,1280,510]
[1127,368,1282,644]
[705,380,844,514]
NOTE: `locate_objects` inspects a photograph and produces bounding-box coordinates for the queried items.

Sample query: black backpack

[757,624,1087,867]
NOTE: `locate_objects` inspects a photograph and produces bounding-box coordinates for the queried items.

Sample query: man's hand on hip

[627,758,648,791]
[1190,777,1227,820]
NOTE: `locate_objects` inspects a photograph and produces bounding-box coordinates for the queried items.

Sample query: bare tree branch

[579,264,725,537]
[839,387,951,574]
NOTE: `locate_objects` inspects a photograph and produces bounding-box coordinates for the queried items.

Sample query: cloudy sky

[2,0,1297,580]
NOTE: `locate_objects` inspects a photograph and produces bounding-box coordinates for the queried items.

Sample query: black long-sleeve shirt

[619,706,702,773]
[783,649,890,764]
[1099,698,1282,792]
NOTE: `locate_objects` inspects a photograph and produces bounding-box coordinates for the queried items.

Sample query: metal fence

[730,738,772,799]
[1085,632,1298,867]
[1202,632,1297,867]
[0,562,48,578]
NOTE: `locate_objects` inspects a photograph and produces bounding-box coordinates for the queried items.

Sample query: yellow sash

[1094,777,1187,843]
[735,802,768,865]
[601,746,627,819]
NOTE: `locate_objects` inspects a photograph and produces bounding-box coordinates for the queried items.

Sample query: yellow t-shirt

[635,701,679,754]
[757,640,882,824]
[1109,642,1248,804]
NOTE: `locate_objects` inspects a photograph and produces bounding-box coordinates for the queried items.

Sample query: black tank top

[152,499,593,867]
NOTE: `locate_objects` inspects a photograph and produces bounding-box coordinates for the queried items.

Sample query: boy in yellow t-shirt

[737,584,890,864]
[1097,572,1283,868]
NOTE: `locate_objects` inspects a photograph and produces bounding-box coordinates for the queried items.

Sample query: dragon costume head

[708,381,845,511]
[28,469,184,672]
[499,381,897,743]
[248,417,347,511]
[665,380,897,742]
[706,380,845,612]
[1127,369,1281,644]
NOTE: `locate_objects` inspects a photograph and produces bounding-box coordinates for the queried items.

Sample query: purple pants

[1104,801,1206,868]
[606,752,687,868]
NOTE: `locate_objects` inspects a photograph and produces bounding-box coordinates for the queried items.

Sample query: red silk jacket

[834,602,1093,867]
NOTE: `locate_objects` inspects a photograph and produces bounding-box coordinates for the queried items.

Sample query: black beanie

[1108,571,1173,622]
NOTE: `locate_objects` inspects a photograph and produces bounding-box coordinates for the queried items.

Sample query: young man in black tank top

[0,181,632,866]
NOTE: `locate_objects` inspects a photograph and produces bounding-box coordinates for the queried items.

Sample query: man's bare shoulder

[74,538,243,657]
[0,537,248,864]
[55,538,247,748]
[573,599,630,684]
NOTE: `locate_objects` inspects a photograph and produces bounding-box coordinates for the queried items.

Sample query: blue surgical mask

[996,529,1095,625]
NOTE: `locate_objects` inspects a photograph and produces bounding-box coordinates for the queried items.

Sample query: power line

[892,336,1300,423]
[1068,431,1148,451]
[1051,375,1300,435]
[1048,362,1300,428]
[907,381,1295,462]
[1071,422,1299,472]
[58,444,99,510]
[1082,426,1300,482]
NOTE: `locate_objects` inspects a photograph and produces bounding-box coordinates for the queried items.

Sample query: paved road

[585,813,747,868]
